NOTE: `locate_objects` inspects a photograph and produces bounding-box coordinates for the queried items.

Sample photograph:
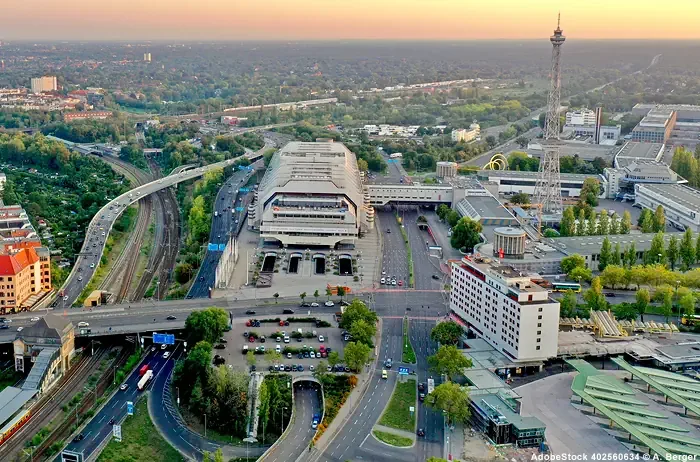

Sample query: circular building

[493,227,526,257]
[436,161,458,179]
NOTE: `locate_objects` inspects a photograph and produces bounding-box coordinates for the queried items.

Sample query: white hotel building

[450,257,560,363]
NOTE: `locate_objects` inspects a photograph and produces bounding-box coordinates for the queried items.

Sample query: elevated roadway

[56,150,264,308]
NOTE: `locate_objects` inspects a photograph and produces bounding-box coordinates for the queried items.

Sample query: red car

[248,336,255,343]
[246,320,252,327]
[398,280,403,286]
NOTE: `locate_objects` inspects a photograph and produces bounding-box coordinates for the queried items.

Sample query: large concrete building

[635,183,700,232]
[475,170,607,199]
[30,76,57,94]
[450,256,560,363]
[451,123,481,143]
[0,247,51,314]
[256,141,365,248]
[604,160,682,200]
[630,104,700,146]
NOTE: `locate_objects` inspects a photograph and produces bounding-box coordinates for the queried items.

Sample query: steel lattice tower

[534,14,566,214]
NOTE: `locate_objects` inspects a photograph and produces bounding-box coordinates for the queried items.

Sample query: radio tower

[534,14,566,214]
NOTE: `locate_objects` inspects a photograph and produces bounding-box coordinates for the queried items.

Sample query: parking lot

[217,313,347,374]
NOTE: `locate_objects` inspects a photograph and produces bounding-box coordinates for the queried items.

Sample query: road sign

[153,333,175,345]
[235,206,245,212]
[218,244,226,251]
[61,450,84,462]
[127,401,134,416]
[207,243,218,251]
[239,187,250,193]
[398,366,409,376]
[113,424,122,442]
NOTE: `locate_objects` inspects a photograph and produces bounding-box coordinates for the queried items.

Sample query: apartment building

[450,256,560,363]
[30,76,57,94]
[451,123,481,143]
[0,247,52,313]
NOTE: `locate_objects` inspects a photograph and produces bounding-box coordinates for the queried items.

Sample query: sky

[4,0,700,41]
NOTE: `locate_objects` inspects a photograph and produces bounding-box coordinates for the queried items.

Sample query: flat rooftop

[457,195,514,220]
[548,231,685,256]
[615,142,664,164]
[638,183,700,210]
[476,169,596,182]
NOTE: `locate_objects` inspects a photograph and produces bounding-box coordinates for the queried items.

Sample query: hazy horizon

[3,0,700,41]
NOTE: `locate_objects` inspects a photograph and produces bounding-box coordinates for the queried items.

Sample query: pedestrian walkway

[445,422,466,461]
[373,423,417,440]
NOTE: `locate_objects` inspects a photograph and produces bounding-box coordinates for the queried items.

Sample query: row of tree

[637,206,667,234]
[559,207,632,237]
[599,228,700,272]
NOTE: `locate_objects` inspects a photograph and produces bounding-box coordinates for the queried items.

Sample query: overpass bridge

[366,184,453,207]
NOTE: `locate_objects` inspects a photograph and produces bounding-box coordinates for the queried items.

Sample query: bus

[551,282,581,293]
[682,315,700,326]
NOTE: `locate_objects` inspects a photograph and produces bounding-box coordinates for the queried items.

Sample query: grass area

[378,379,416,432]
[77,205,138,304]
[402,318,416,364]
[98,398,184,462]
[0,368,22,391]
[372,429,413,447]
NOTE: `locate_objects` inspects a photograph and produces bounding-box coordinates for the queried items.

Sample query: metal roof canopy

[0,387,38,428]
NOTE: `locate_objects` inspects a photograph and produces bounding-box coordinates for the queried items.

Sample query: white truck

[137,369,153,391]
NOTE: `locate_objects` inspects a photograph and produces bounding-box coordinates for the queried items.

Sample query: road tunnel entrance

[313,254,326,275]
[262,252,277,273]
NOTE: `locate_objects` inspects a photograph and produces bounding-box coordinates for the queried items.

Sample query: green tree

[613,303,638,321]
[680,293,696,318]
[696,234,700,264]
[357,158,369,172]
[560,207,576,237]
[313,289,320,302]
[600,265,627,289]
[623,243,637,269]
[587,213,597,237]
[577,209,587,236]
[172,341,213,403]
[653,205,666,233]
[610,213,620,235]
[339,299,378,329]
[446,210,461,228]
[185,307,229,344]
[661,291,674,322]
[428,345,473,379]
[425,382,471,425]
[629,265,649,290]
[327,351,340,368]
[584,277,607,312]
[611,243,622,266]
[569,266,593,284]
[264,350,283,364]
[580,177,600,207]
[247,350,257,367]
[647,232,666,265]
[348,319,376,347]
[273,292,280,303]
[641,210,654,234]
[450,217,483,252]
[1,179,18,204]
[436,204,451,221]
[174,263,193,284]
[636,288,650,322]
[620,210,632,234]
[300,292,307,304]
[667,236,679,271]
[559,289,578,318]
[598,210,610,235]
[343,341,370,372]
[325,287,333,301]
[337,286,346,301]
[510,192,530,205]
[515,136,529,148]
[680,228,695,271]
[430,321,463,345]
[561,254,585,275]
[598,237,612,271]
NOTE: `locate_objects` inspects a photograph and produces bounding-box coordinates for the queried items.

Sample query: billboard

[153,333,175,345]
[113,424,122,442]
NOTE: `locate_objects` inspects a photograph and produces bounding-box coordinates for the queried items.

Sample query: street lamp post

[204,413,207,438]
[176,387,180,406]
[676,280,681,322]
[157,281,161,300]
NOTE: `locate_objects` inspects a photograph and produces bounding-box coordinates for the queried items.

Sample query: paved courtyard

[515,372,629,457]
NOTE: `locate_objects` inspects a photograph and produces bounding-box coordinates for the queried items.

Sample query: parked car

[283,309,295,314]
[246,310,256,315]
[214,344,226,350]
[166,315,177,320]
[310,302,319,307]
[78,321,89,328]
[324,301,334,307]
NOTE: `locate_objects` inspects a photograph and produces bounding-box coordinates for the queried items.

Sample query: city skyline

[3,0,700,41]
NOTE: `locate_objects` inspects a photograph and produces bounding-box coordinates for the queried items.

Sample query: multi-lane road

[188,166,257,298]
[58,154,261,308]
[266,385,320,462]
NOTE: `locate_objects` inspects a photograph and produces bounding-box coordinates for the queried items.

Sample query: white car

[17,327,23,332]
[310,302,319,307]
[78,321,89,328]
[163,351,171,359]
[30,317,40,322]
[380,277,385,284]
[318,335,324,342]
[161,344,167,350]
[275,345,281,353]
[324,301,334,307]
[90,263,95,269]
[63,296,69,301]
[309,352,316,358]
[392,280,397,286]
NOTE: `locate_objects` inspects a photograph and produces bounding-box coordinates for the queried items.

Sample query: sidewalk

[445,422,466,462]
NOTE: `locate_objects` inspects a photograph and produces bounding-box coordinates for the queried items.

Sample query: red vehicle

[319,345,326,353]
[398,280,403,286]
[248,336,255,343]
[139,365,149,377]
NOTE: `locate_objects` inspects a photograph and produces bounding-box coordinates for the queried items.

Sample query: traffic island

[98,398,184,462]
[402,317,416,364]
[372,428,414,447]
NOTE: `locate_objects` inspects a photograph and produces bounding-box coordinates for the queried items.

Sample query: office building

[476,170,607,199]
[604,160,681,200]
[628,104,700,145]
[143,53,152,62]
[631,107,676,144]
[63,111,113,122]
[30,76,57,94]
[450,256,560,363]
[565,108,596,127]
[635,183,700,232]
[256,140,365,247]
[451,123,481,143]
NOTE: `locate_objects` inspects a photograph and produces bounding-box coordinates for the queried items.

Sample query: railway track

[131,157,180,301]
[0,350,107,460]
